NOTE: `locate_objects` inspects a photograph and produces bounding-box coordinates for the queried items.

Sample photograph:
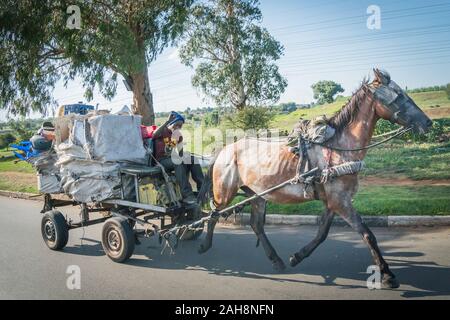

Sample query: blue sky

[4,0,450,119]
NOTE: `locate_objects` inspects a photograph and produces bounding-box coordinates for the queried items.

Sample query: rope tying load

[320,160,365,184]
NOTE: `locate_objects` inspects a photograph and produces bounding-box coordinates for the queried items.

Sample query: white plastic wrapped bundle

[54,114,148,202]
[59,160,121,203]
[88,114,147,163]
[29,151,63,194]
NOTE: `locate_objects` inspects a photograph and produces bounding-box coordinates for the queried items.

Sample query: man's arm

[152,112,176,138]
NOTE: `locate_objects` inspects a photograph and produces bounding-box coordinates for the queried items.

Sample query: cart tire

[101,217,135,263]
[41,210,69,250]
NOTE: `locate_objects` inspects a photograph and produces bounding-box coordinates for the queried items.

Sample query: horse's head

[368,69,432,134]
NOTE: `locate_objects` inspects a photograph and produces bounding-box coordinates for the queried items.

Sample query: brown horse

[197,69,432,288]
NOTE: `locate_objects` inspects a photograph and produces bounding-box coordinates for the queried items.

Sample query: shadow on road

[61,228,450,298]
[63,237,104,257]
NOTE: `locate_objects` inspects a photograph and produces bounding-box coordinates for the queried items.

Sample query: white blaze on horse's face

[370,69,432,134]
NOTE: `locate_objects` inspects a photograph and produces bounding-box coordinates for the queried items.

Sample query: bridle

[305,84,413,152]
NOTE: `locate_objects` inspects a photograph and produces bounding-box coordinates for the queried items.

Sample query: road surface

[0,196,449,299]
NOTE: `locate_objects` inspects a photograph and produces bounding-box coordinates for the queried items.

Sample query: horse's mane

[327,79,370,133]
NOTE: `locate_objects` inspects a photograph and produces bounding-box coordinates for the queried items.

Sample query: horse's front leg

[289,209,335,267]
[335,204,399,289]
[249,196,286,272]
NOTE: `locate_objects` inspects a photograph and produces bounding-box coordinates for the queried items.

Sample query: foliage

[0,133,16,149]
[203,109,220,127]
[0,0,192,124]
[311,80,344,105]
[407,85,447,93]
[271,102,297,114]
[374,118,450,143]
[362,140,450,180]
[6,119,38,141]
[446,84,450,100]
[225,105,273,131]
[179,0,287,110]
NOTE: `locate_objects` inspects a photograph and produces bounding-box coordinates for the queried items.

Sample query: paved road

[1,196,449,299]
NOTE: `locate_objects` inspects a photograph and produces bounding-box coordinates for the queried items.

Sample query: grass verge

[231,185,450,216]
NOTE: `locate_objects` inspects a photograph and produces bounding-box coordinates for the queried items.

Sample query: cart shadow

[126,230,450,298]
[62,237,105,257]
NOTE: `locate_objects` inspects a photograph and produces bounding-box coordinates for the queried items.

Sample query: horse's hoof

[289,255,298,267]
[273,259,286,272]
[289,253,303,267]
[382,275,400,289]
[198,244,210,254]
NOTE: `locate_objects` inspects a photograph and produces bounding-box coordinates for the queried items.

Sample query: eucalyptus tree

[179,0,287,111]
[0,0,192,124]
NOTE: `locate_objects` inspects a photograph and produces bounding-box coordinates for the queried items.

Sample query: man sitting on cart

[147,112,204,205]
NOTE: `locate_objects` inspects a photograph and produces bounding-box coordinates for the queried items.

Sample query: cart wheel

[101,217,135,263]
[41,210,69,250]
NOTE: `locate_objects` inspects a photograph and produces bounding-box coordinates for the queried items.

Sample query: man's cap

[168,112,185,126]
[41,121,55,131]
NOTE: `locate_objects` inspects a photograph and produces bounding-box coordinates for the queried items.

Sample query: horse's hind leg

[198,216,219,254]
[246,191,286,272]
[289,209,335,267]
[198,167,239,254]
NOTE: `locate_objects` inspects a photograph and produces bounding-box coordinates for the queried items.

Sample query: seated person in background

[30,122,55,151]
[150,112,204,205]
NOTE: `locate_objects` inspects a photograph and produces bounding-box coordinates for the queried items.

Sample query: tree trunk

[226,0,246,110]
[130,63,155,125]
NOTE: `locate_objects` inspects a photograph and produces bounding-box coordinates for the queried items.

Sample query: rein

[308,126,412,152]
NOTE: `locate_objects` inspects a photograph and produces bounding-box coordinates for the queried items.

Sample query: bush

[0,133,17,150]
[374,118,450,143]
[203,110,220,127]
[225,106,274,131]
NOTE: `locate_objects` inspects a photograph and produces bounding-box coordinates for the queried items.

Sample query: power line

[289,23,450,48]
[283,57,450,76]
[272,2,450,33]
[278,46,450,68]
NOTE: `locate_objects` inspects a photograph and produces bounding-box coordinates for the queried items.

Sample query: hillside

[271,90,450,131]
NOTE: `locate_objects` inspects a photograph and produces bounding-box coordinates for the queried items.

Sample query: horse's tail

[197,152,219,207]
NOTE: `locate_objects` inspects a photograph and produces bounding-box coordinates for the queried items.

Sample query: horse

[197,69,432,289]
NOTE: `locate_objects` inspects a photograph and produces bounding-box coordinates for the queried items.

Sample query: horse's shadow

[63,228,450,298]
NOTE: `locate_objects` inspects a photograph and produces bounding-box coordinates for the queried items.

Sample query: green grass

[231,185,450,216]
[409,90,450,109]
[0,176,37,193]
[362,141,450,180]
[0,150,34,174]
[0,149,37,193]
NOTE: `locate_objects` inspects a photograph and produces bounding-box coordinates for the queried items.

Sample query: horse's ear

[371,68,382,87]
[373,68,382,81]
[373,68,390,85]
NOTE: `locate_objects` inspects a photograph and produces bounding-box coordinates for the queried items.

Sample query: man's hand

[168,112,177,122]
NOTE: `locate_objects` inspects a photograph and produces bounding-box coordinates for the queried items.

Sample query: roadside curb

[2,191,450,227]
[0,190,43,201]
[219,213,450,227]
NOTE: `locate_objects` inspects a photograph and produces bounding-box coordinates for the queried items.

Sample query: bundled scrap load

[32,111,149,203]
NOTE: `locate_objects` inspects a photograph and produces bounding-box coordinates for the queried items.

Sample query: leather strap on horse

[305,126,412,152]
